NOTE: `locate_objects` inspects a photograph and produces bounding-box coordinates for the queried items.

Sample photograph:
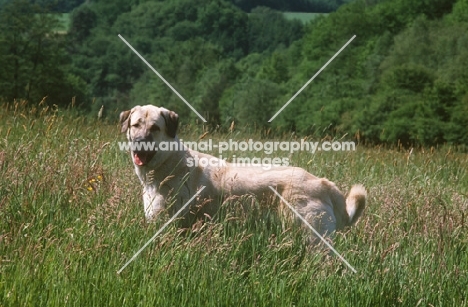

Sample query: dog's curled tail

[346,184,367,225]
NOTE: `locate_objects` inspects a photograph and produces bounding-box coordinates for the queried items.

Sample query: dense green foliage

[280,0,468,146]
[0,0,467,145]
[0,0,87,105]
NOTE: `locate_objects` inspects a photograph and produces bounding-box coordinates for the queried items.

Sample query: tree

[192,59,239,125]
[68,5,97,45]
[247,7,303,54]
[199,0,249,58]
[223,78,281,128]
[258,52,289,84]
[0,0,87,105]
[381,64,434,93]
[228,0,346,13]
[449,0,468,22]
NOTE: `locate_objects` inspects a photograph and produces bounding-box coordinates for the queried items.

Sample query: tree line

[228,0,352,13]
[0,0,467,146]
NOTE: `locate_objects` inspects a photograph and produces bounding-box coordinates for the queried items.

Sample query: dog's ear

[119,110,131,133]
[161,109,179,138]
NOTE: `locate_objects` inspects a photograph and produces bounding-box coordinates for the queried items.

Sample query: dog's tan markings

[119,110,132,133]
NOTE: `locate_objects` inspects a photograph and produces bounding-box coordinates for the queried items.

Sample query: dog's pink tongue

[134,153,144,166]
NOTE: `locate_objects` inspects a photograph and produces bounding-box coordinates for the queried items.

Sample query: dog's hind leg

[293,201,337,246]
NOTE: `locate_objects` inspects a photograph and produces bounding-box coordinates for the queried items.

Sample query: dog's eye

[131,122,140,128]
[150,125,160,132]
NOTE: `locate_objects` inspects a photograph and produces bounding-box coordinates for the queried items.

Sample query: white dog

[120,105,366,241]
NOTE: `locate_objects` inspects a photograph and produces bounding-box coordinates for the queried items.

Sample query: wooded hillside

[0,0,467,146]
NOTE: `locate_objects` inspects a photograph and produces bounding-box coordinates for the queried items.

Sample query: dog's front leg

[142,185,165,222]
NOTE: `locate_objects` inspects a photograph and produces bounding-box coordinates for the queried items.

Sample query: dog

[120,105,366,242]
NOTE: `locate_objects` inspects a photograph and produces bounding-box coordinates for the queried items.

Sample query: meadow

[54,13,71,33]
[0,101,467,306]
[282,12,326,24]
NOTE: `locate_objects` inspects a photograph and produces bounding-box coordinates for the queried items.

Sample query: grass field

[55,13,71,33]
[283,12,326,24]
[38,13,70,34]
[1,101,467,306]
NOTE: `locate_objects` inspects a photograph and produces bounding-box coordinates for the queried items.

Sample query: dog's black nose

[131,136,158,153]
[133,134,154,143]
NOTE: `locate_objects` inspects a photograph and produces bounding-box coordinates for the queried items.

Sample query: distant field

[248,11,326,24]
[0,101,467,306]
[283,12,327,24]
[55,13,71,32]
[36,13,70,33]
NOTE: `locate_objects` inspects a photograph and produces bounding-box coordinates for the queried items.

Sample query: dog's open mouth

[133,151,156,166]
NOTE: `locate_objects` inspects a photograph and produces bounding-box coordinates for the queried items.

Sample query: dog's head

[120,105,179,167]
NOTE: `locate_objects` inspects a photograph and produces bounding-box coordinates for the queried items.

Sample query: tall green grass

[1,101,467,306]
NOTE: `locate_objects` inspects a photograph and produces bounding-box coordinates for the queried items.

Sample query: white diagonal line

[268,186,357,273]
[117,186,206,274]
[268,35,356,122]
[118,34,207,123]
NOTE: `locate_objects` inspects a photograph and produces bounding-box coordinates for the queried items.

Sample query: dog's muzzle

[131,137,157,166]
